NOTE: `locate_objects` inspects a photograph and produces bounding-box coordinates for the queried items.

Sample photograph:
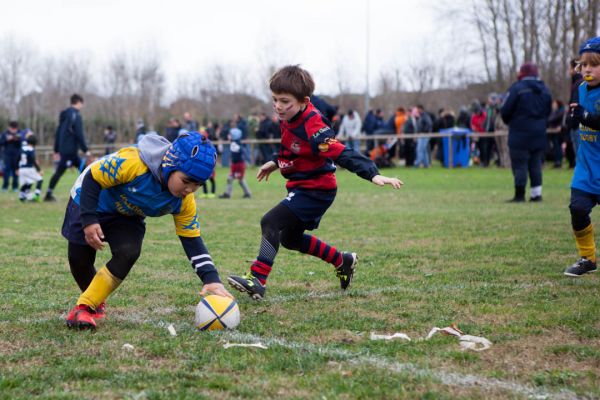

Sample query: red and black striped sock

[250,259,272,285]
[300,234,343,268]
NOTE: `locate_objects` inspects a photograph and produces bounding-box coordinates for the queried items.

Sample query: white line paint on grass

[222,331,582,400]
[1,311,585,399]
[264,281,555,303]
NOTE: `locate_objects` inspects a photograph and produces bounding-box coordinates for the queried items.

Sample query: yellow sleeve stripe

[174,193,201,237]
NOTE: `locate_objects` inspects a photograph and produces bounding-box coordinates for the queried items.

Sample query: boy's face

[580,58,600,86]
[167,171,203,198]
[271,92,308,121]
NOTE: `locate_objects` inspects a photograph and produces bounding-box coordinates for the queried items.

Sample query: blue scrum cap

[579,36,600,55]
[161,131,216,183]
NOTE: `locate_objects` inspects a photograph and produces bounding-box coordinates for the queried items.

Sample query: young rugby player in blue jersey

[63,132,233,329]
[564,36,600,277]
[228,65,403,300]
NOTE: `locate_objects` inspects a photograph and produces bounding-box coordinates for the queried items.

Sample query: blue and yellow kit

[572,83,600,194]
[62,134,220,284]
[70,146,201,237]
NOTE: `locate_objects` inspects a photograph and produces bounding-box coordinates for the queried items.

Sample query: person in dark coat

[0,121,24,191]
[256,112,274,165]
[501,63,552,202]
[45,94,91,202]
[310,94,337,122]
[165,118,182,143]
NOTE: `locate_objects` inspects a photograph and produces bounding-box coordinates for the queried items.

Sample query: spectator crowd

[0,61,583,204]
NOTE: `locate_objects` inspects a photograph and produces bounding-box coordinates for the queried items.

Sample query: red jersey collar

[284,101,316,128]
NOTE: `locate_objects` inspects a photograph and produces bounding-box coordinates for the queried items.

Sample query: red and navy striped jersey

[277,102,345,190]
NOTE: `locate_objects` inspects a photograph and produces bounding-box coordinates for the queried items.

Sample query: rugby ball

[195,295,240,331]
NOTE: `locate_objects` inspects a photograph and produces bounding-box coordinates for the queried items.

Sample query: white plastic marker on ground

[222,342,268,350]
[370,324,492,352]
[370,332,411,341]
[167,324,177,336]
[425,325,492,352]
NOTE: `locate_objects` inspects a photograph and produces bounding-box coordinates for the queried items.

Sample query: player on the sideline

[18,131,43,202]
[564,36,600,277]
[63,131,233,329]
[228,65,403,300]
[219,123,252,199]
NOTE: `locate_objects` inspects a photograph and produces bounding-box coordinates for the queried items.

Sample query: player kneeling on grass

[564,36,600,277]
[63,132,233,329]
[228,65,403,300]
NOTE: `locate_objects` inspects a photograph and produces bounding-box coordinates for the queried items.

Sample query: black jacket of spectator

[501,77,552,150]
[310,95,336,121]
[54,107,88,155]
[433,114,456,132]
[0,130,23,155]
[256,119,271,139]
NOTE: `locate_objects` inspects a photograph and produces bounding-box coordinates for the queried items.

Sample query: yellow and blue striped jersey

[70,146,201,237]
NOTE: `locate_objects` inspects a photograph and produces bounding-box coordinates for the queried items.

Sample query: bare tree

[0,35,35,119]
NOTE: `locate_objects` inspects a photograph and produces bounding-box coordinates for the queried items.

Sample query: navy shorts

[61,198,145,246]
[280,188,337,230]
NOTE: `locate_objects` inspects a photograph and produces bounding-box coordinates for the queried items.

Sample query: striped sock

[250,260,272,285]
[250,236,277,285]
[300,234,343,268]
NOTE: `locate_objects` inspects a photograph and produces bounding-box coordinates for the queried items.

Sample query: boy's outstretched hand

[200,282,235,299]
[257,161,278,182]
[372,175,403,189]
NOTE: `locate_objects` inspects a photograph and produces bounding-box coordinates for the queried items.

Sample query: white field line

[264,281,555,303]
[2,313,585,399]
[1,282,554,326]
[221,330,582,400]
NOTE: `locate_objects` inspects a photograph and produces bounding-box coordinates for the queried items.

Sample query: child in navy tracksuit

[228,65,403,300]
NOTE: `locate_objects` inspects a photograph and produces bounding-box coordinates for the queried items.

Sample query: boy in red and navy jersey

[228,65,403,300]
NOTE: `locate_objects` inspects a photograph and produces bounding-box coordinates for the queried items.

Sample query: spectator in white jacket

[338,109,362,152]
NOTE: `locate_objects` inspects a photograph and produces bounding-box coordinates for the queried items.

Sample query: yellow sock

[77,266,122,309]
[574,224,596,262]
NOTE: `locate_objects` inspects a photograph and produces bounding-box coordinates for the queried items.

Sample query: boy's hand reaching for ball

[201,282,235,299]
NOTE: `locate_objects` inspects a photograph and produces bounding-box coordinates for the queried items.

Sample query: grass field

[1,165,599,399]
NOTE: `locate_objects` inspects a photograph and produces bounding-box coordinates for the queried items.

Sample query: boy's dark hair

[106,125,113,130]
[269,65,315,101]
[8,121,19,129]
[70,93,84,105]
[347,109,354,116]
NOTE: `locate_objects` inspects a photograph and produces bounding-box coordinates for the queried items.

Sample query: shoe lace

[241,272,255,279]
[336,268,348,279]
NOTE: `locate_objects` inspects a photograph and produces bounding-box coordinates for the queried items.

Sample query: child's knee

[569,205,591,231]
[280,230,302,250]
[260,213,277,233]
[111,243,142,270]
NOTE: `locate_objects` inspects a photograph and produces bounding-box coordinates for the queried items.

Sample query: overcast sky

[2,0,463,98]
